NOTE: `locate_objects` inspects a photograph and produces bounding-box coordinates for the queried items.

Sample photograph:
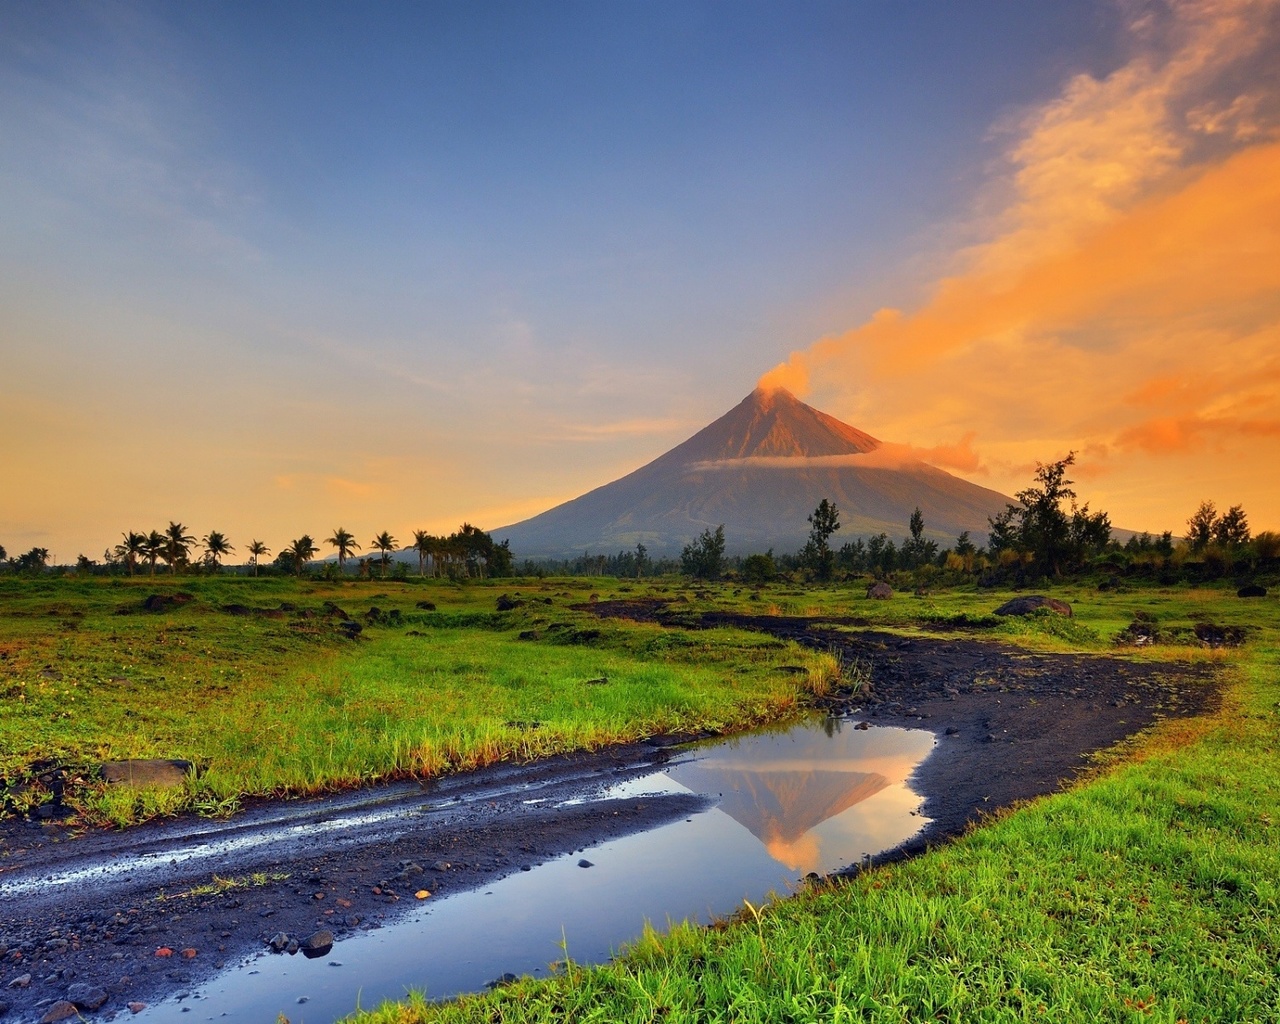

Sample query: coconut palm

[286,535,317,577]
[202,530,234,569]
[163,521,196,574]
[411,529,434,578]
[325,527,360,572]
[143,531,165,575]
[115,531,147,576]
[247,539,269,577]
[371,531,398,578]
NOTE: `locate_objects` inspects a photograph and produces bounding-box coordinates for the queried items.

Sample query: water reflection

[668,722,935,872]
[136,719,935,1023]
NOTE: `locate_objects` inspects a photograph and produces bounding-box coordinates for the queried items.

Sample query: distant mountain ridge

[495,387,1013,558]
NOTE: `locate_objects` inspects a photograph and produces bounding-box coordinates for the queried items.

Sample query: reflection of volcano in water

[664,724,934,872]
[673,764,889,846]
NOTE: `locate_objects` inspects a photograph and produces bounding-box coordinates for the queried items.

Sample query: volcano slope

[496,386,1012,558]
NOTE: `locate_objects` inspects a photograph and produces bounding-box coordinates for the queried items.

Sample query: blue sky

[3,0,1276,559]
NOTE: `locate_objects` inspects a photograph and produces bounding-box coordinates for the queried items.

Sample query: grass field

[3,572,1277,1021]
[0,575,840,824]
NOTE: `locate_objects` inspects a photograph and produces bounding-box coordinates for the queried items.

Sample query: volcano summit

[497,387,1012,558]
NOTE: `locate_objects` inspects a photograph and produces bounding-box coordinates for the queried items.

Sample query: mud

[0,607,1219,1019]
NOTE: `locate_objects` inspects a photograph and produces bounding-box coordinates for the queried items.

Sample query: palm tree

[325,527,360,573]
[143,531,165,575]
[371,531,397,578]
[286,535,317,577]
[163,521,196,574]
[115,531,147,576]
[203,530,234,569]
[411,529,434,577]
[247,539,269,577]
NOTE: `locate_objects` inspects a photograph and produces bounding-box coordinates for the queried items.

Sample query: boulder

[299,930,333,959]
[993,595,1072,618]
[866,582,893,600]
[495,594,522,611]
[142,593,194,612]
[1237,584,1267,598]
[101,760,193,789]
[66,983,109,1010]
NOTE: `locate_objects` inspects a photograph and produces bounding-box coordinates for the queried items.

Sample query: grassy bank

[0,576,838,824]
[344,581,1278,1024]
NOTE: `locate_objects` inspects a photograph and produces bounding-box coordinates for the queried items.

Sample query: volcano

[496,387,1012,558]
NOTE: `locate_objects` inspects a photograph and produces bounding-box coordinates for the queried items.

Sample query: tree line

[0,522,511,579]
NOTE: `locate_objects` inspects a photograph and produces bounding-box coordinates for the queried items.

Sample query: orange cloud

[760,0,1280,530]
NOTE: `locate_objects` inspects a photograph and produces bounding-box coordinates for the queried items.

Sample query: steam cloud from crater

[760,0,1280,529]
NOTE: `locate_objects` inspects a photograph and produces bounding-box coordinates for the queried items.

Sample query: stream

[133,718,935,1023]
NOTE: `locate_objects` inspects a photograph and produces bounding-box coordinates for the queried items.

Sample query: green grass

[0,575,838,824]
[5,572,1278,1021]
[343,579,1279,1024]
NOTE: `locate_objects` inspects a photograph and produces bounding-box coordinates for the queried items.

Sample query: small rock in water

[577,859,593,869]
[127,1003,148,1014]
[485,973,519,989]
[266,933,291,954]
[299,930,334,959]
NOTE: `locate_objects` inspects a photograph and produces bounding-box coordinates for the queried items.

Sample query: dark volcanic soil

[0,607,1219,1020]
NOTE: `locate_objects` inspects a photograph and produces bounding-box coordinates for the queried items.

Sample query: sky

[2,0,1277,562]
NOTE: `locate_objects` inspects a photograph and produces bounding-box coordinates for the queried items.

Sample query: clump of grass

[160,871,290,901]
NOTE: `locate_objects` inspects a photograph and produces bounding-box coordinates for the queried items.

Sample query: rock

[5,975,30,990]
[101,760,192,789]
[945,726,960,735]
[415,600,436,611]
[577,859,593,868]
[517,630,539,641]
[142,592,194,612]
[496,594,522,611]
[1237,584,1267,598]
[266,933,291,954]
[338,620,363,639]
[222,604,253,616]
[866,582,893,600]
[299,931,333,959]
[66,983,108,1010]
[993,595,1072,618]
[39,1002,79,1024]
[431,860,451,872]
[39,667,63,681]
[321,601,349,618]
[396,860,424,877]
[127,1003,147,1014]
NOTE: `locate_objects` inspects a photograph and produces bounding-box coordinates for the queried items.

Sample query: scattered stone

[577,859,593,869]
[1194,622,1247,647]
[866,582,893,600]
[66,983,108,1010]
[298,930,333,960]
[396,860,424,878]
[154,948,173,958]
[127,1004,147,1014]
[945,726,960,735]
[266,933,290,954]
[853,721,870,731]
[431,861,451,873]
[40,1002,80,1023]
[338,620,363,640]
[415,600,436,611]
[6,976,30,990]
[993,596,1072,618]
[142,593,195,613]
[101,760,192,789]
[495,594,522,611]
[180,948,197,959]
[1237,584,1267,598]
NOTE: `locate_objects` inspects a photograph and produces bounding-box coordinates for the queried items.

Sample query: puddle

[137,719,935,1022]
